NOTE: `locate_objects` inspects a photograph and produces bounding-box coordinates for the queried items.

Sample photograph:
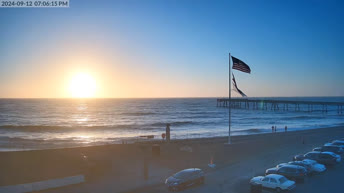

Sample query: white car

[301,159,326,173]
[250,174,296,192]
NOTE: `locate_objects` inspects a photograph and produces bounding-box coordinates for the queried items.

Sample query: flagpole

[228,52,231,144]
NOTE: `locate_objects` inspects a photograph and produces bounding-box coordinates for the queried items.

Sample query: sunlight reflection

[76,117,88,123]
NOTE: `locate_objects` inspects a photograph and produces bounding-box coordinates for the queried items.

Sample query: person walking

[272,126,274,133]
[285,126,287,132]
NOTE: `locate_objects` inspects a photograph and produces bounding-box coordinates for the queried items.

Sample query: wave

[232,128,265,134]
[0,125,136,132]
[149,121,193,127]
[0,121,194,132]
[282,115,325,120]
[120,112,156,116]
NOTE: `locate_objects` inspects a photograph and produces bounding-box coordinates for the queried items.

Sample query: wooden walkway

[216,98,344,114]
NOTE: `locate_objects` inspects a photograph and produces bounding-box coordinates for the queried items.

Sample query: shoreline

[1,124,344,152]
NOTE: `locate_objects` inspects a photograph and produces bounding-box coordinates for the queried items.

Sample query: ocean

[0,97,343,151]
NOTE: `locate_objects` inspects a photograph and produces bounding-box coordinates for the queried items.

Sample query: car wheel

[275,187,282,193]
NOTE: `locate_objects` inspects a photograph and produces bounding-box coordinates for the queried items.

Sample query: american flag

[232,56,251,74]
[232,73,247,97]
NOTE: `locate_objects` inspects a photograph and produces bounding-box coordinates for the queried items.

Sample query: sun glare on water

[69,73,97,98]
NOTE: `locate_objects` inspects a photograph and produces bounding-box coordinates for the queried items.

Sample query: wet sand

[1,126,344,193]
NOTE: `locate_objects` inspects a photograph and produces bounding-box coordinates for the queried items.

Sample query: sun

[69,73,97,98]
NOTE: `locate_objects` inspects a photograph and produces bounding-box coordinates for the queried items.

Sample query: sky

[1,0,344,98]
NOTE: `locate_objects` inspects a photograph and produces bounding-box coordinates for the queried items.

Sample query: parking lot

[125,141,344,193]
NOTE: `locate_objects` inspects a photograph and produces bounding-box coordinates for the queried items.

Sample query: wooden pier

[216,98,344,114]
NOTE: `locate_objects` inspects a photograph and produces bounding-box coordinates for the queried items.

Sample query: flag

[232,56,251,74]
[232,73,247,97]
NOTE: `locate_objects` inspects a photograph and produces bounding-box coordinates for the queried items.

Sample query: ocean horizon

[0,97,343,151]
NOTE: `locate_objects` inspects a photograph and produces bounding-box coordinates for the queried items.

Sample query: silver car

[165,168,205,191]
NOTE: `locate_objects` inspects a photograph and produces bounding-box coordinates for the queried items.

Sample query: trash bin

[152,144,160,156]
[250,182,262,193]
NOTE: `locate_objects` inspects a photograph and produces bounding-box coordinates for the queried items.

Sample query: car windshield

[279,177,288,184]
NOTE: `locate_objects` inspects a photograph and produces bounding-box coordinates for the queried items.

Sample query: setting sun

[69,73,97,98]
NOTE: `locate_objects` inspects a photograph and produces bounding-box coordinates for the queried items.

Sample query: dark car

[313,145,344,155]
[293,151,341,165]
[265,165,307,182]
[165,168,205,191]
[287,161,312,175]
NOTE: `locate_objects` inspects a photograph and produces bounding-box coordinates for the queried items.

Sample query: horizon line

[0,96,343,99]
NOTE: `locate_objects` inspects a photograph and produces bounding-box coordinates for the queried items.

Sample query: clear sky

[1,0,343,98]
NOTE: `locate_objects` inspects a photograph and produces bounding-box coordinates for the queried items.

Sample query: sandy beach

[0,126,343,193]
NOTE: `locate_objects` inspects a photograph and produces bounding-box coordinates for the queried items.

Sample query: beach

[1,126,344,193]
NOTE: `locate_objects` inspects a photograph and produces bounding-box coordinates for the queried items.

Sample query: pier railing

[217,98,344,114]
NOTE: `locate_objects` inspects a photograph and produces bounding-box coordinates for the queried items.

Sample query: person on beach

[272,126,274,133]
[285,126,287,132]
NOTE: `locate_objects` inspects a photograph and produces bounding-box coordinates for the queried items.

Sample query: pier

[216,98,344,114]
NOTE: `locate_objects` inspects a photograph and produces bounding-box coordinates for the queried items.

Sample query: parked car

[265,165,307,182]
[325,140,344,148]
[286,161,312,174]
[276,162,310,175]
[165,168,204,191]
[313,145,344,155]
[250,174,296,192]
[293,151,341,165]
[289,159,326,174]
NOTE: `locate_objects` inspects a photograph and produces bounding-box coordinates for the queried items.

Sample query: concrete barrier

[0,175,84,193]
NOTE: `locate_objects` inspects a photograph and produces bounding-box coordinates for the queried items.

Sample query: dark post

[166,123,170,142]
